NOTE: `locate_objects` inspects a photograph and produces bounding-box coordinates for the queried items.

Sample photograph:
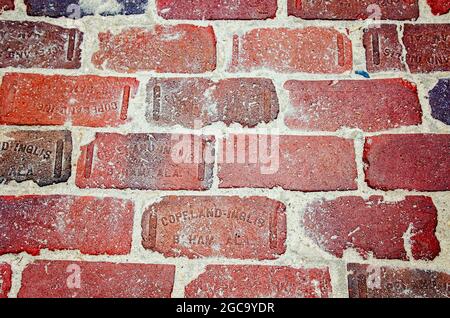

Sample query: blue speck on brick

[429,79,450,125]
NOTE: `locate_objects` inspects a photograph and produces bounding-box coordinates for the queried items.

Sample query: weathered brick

[19,261,175,298]
[157,0,277,20]
[229,27,352,73]
[0,73,139,127]
[303,196,440,260]
[363,25,405,73]
[0,195,134,256]
[76,133,215,190]
[284,79,421,132]
[0,263,11,298]
[25,0,148,18]
[92,25,216,73]
[427,0,450,15]
[218,135,357,191]
[429,78,450,125]
[348,264,450,298]
[364,134,450,191]
[403,24,450,73]
[141,196,286,260]
[0,130,72,186]
[185,265,332,298]
[288,0,419,20]
[0,0,14,12]
[146,78,279,128]
[0,21,82,69]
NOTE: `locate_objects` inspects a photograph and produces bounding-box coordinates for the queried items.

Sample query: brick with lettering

[427,0,450,15]
[0,0,14,12]
[141,196,286,259]
[429,78,450,125]
[0,263,11,298]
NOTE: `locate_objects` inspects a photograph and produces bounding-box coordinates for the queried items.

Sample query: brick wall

[0,0,449,298]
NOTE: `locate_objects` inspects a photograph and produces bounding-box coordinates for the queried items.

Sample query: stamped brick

[303,196,440,260]
[288,0,419,20]
[284,79,421,132]
[218,135,357,191]
[25,0,148,18]
[0,263,11,298]
[19,261,175,298]
[0,73,139,127]
[142,196,286,260]
[364,134,450,191]
[186,265,332,298]
[76,133,215,190]
[92,25,216,74]
[348,264,450,298]
[403,24,450,73]
[146,78,279,128]
[0,195,133,256]
[0,130,72,186]
[0,0,14,12]
[0,21,82,69]
[429,78,450,125]
[363,25,405,73]
[229,27,352,73]
[427,0,450,15]
[157,0,277,20]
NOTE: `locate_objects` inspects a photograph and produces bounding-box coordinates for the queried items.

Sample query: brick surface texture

[0,0,448,299]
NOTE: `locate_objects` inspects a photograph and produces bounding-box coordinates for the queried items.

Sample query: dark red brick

[0,73,139,127]
[157,0,277,20]
[141,196,286,260]
[364,134,450,191]
[348,264,450,298]
[288,0,419,20]
[146,78,279,128]
[0,195,134,256]
[284,79,421,132]
[218,135,357,191]
[0,263,11,298]
[92,25,216,73]
[185,265,332,298]
[403,24,450,73]
[0,21,82,69]
[18,261,175,298]
[427,0,450,15]
[229,27,352,73]
[0,0,14,12]
[76,133,215,190]
[0,130,72,186]
[303,196,440,260]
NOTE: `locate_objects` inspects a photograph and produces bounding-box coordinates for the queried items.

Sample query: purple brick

[429,79,450,125]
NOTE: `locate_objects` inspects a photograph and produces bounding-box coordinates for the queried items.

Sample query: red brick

[427,0,450,15]
[0,195,134,256]
[0,263,11,298]
[348,264,450,298]
[218,135,357,191]
[92,25,216,74]
[364,134,450,191]
[229,27,352,74]
[288,0,419,20]
[76,133,215,190]
[185,265,332,298]
[141,196,286,260]
[18,261,175,298]
[157,0,277,20]
[403,24,450,73]
[0,0,14,12]
[303,196,440,260]
[146,78,279,128]
[0,73,139,127]
[363,25,406,73]
[284,79,421,132]
[0,21,82,69]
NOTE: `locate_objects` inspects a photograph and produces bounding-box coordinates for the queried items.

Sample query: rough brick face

[229,27,352,73]
[364,134,450,191]
[141,196,286,260]
[146,78,279,128]
[0,0,14,12]
[19,261,175,298]
[0,73,139,127]
[429,78,450,125]
[0,195,134,256]
[157,0,277,20]
[284,79,421,132]
[76,133,215,190]
[427,0,450,15]
[0,263,11,298]
[303,196,440,260]
[348,264,450,298]
[0,21,82,69]
[92,25,216,73]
